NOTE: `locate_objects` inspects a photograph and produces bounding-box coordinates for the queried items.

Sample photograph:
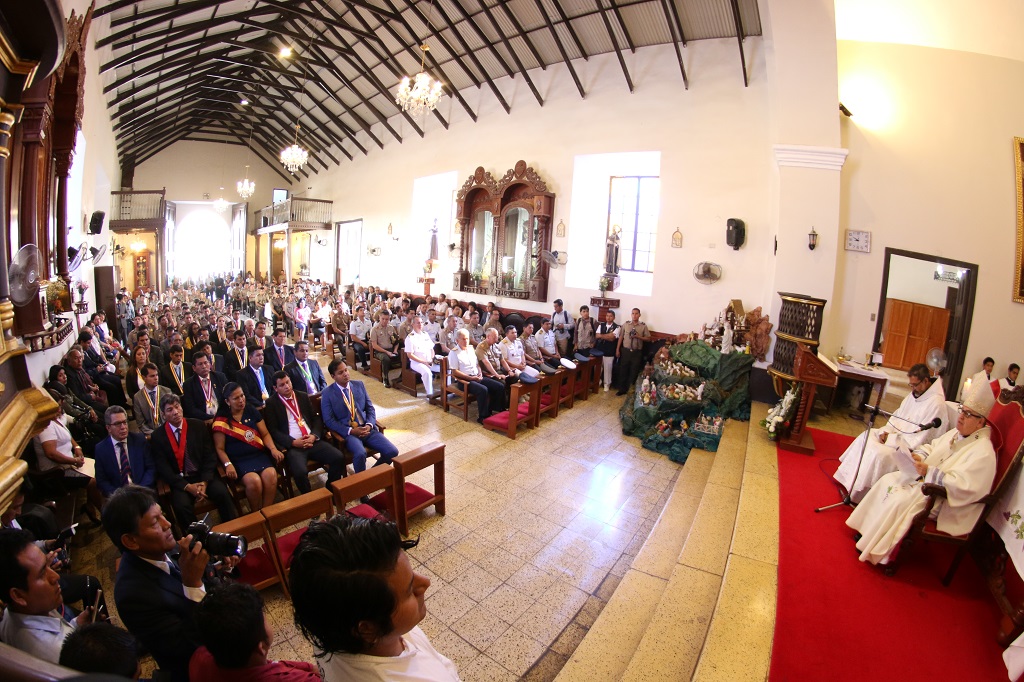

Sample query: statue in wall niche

[605,225,621,275]
[745,306,774,362]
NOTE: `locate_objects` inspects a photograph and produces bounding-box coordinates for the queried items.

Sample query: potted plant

[471,269,483,286]
[599,275,612,295]
[75,280,89,304]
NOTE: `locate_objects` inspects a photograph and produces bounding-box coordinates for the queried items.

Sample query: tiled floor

[71,351,682,681]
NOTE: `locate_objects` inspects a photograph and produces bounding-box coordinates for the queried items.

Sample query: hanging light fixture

[213,187,230,213]
[395,0,443,117]
[237,121,256,200]
[281,29,315,173]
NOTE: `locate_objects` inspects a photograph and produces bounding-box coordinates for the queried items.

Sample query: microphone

[916,417,942,432]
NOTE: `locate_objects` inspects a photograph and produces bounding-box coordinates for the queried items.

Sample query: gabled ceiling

[98,0,762,182]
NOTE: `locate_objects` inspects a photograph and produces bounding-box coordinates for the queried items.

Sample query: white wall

[832,40,1024,375]
[886,254,958,309]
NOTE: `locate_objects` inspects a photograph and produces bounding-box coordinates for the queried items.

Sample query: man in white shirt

[448,329,506,422]
[404,316,438,396]
[498,325,527,377]
[348,306,373,369]
[0,529,99,663]
[434,293,449,316]
[424,309,442,350]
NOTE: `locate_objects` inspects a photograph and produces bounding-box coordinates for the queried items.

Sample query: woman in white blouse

[34,391,104,517]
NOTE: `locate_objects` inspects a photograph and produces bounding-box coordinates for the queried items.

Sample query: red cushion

[366,483,434,514]
[920,518,967,540]
[540,394,553,407]
[560,385,571,397]
[275,527,307,570]
[483,411,512,429]
[989,397,1024,482]
[236,545,277,586]
[346,503,381,519]
[517,402,531,416]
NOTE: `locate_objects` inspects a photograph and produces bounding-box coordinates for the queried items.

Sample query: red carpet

[770,428,1008,682]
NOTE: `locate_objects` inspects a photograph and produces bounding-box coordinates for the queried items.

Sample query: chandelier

[396,44,443,117]
[130,239,146,252]
[213,191,230,213]
[281,133,309,173]
[237,168,255,200]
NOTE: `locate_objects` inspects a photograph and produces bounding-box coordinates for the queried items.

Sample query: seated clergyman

[846,380,997,566]
[834,363,948,502]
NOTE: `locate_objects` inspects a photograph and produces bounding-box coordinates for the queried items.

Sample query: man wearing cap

[846,380,998,566]
[551,299,573,357]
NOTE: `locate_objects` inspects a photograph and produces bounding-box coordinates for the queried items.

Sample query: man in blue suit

[264,327,295,374]
[284,340,327,395]
[101,485,216,682]
[95,406,155,498]
[321,359,398,473]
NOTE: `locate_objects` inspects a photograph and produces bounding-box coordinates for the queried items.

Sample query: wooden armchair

[391,442,446,536]
[885,390,1024,586]
[329,465,399,522]
[212,511,285,593]
[260,488,335,586]
[439,356,476,421]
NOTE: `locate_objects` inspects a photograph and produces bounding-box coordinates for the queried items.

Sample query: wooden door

[881,298,950,370]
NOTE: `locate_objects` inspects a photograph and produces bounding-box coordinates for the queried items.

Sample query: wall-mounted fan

[693,261,722,284]
[9,244,41,306]
[926,347,947,374]
[539,250,567,269]
[84,244,107,262]
[313,236,328,246]
[68,243,88,272]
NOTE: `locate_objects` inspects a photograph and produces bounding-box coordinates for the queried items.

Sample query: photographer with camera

[102,485,240,682]
[0,528,106,663]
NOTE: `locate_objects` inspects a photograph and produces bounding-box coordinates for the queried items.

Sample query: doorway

[336,219,363,289]
[872,248,978,398]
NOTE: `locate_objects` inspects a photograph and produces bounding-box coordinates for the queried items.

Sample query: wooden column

[0,112,16,351]
[53,150,73,284]
[253,232,261,282]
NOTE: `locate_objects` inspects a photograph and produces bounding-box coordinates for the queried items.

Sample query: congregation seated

[0,528,103,664]
[536,318,561,364]
[95,406,156,499]
[212,383,283,511]
[182,351,229,421]
[464,311,484,346]
[224,329,252,380]
[369,309,400,388]
[160,343,191,395]
[448,328,505,422]
[235,347,273,409]
[289,516,459,682]
[264,371,346,494]
[321,359,398,473]
[59,621,140,679]
[125,344,151,402]
[834,363,949,502]
[285,340,328,395]
[404,315,438,397]
[32,394,104,518]
[151,394,237,527]
[498,324,528,379]
[847,380,998,566]
[132,362,173,437]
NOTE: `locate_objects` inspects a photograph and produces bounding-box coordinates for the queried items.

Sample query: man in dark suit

[132,363,173,437]
[78,330,128,407]
[182,352,229,421]
[235,347,273,409]
[223,330,249,380]
[192,340,225,374]
[264,327,294,374]
[136,329,165,367]
[264,371,346,494]
[321,359,398,473]
[95,406,156,498]
[285,340,327,395]
[64,346,108,411]
[247,320,269,353]
[160,344,192,395]
[101,485,216,682]
[151,394,236,527]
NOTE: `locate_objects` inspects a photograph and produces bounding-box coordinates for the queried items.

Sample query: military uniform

[617,320,649,392]
[370,323,400,386]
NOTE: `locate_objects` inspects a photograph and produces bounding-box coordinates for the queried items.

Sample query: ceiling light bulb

[240,98,249,105]
[279,46,293,58]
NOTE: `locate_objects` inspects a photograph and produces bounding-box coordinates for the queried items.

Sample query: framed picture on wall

[1014,137,1024,303]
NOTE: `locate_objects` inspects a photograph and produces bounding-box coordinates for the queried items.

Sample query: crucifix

[418,259,435,296]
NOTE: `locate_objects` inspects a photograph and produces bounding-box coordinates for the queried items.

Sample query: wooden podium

[780,343,838,455]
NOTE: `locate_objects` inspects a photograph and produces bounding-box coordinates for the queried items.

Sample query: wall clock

[845,229,871,253]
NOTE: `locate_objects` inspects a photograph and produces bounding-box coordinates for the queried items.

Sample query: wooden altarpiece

[452,160,555,303]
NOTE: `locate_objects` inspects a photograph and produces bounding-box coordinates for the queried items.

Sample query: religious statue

[605,225,621,275]
[721,322,734,354]
[745,306,774,362]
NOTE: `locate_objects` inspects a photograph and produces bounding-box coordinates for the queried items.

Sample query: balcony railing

[257,197,332,230]
[110,189,166,231]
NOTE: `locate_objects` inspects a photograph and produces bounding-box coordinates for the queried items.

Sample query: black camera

[186,519,247,558]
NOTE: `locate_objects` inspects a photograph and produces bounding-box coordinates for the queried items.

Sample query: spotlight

[279,46,293,58]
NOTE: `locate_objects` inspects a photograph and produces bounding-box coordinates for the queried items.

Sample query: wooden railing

[23,317,73,352]
[110,189,166,230]
[257,197,332,229]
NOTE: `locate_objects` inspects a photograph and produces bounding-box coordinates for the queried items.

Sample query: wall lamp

[808,227,818,251]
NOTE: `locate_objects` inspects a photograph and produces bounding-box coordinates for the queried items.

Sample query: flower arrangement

[471,269,483,284]
[502,270,516,288]
[760,383,800,441]
[599,275,613,293]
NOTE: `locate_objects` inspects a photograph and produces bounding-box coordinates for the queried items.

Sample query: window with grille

[607,176,660,274]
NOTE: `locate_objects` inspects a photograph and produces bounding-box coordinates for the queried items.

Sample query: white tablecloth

[836,360,890,398]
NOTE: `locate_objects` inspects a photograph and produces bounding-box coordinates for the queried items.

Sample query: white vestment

[846,426,996,565]
[834,378,948,502]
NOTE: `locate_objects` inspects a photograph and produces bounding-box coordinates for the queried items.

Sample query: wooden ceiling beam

[659,0,688,89]
[256,0,381,42]
[606,0,637,53]
[728,0,749,87]
[475,0,544,106]
[99,6,281,49]
[528,0,585,98]
[104,46,234,95]
[108,0,224,30]
[596,0,633,92]
[546,0,590,61]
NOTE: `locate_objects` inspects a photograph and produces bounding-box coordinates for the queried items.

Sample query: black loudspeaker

[726,218,745,250]
[89,211,106,234]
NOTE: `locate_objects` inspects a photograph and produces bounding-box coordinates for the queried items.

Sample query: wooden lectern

[780,343,838,455]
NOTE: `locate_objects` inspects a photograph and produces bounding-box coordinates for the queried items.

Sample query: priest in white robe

[846,379,997,566]
[834,364,948,502]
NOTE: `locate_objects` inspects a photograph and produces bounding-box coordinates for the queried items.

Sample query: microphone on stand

[915,417,942,432]
[861,405,943,432]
